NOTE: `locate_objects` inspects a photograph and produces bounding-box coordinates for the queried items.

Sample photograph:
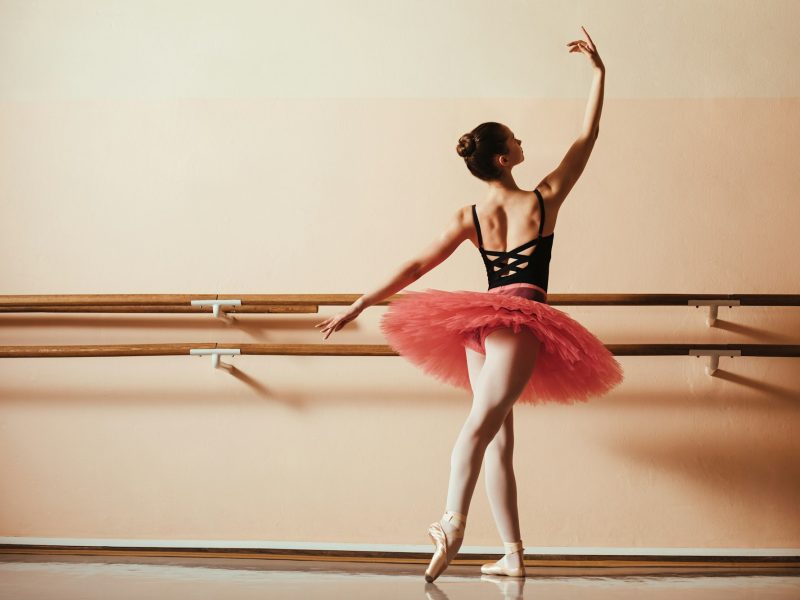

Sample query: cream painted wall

[1,0,799,550]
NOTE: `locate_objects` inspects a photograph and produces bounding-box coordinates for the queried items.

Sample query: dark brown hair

[455,121,509,181]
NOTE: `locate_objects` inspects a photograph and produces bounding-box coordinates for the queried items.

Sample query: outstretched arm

[316,206,470,340]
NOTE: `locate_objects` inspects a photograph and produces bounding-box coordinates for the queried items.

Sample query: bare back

[468,187,561,255]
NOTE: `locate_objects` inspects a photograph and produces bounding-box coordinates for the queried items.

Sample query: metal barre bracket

[190,299,242,319]
[687,299,741,327]
[189,348,241,369]
[688,349,742,376]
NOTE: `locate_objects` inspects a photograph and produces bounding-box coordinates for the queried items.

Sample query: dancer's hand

[567,26,604,72]
[315,300,364,340]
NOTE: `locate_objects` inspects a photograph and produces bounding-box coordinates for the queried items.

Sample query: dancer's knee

[465,401,513,443]
[487,430,513,460]
[487,422,513,461]
[486,443,513,467]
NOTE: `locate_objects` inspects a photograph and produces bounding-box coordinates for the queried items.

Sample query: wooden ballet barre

[1,292,798,307]
[0,293,382,307]
[0,293,392,319]
[0,343,397,358]
[1,343,798,376]
[1,293,798,326]
[0,304,319,314]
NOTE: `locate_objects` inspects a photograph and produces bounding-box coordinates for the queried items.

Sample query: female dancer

[316,27,621,582]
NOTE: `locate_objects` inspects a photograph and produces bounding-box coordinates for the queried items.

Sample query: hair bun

[456,133,476,158]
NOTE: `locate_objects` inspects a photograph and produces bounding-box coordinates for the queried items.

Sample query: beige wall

[1,0,799,551]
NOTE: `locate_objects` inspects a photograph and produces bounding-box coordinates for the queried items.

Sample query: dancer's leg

[466,345,523,566]
[464,342,486,392]
[466,342,520,541]
[484,408,520,541]
[483,408,524,570]
[438,327,542,561]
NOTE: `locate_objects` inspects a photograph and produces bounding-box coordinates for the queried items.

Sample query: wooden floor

[1,553,798,599]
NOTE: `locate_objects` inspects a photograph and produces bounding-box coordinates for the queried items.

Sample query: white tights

[444,327,542,544]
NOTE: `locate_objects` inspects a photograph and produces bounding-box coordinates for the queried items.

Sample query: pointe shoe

[424,510,466,583]
[480,540,526,577]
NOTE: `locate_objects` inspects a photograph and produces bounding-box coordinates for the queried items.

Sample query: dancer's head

[456,122,524,181]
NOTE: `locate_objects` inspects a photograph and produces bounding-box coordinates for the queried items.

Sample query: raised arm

[541,27,605,204]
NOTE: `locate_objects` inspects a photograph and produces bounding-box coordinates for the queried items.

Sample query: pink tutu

[379,282,623,405]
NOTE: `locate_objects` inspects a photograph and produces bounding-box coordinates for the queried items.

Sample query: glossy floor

[1,554,798,599]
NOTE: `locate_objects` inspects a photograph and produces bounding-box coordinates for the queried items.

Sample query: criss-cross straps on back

[471,188,551,279]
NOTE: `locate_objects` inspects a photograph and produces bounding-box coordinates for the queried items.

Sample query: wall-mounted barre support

[189,348,241,369]
[190,299,242,320]
[689,349,742,376]
[687,299,741,327]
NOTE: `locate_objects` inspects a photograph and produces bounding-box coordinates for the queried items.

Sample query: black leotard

[472,188,554,291]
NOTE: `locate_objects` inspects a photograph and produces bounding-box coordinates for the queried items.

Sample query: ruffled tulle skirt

[379,282,623,405]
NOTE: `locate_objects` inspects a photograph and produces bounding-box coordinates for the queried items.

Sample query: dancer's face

[500,126,524,169]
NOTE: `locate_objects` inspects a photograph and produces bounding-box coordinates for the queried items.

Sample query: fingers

[315,317,331,336]
[567,40,593,55]
[581,25,595,48]
[568,24,596,53]
[316,314,346,339]
[325,319,347,339]
[316,306,360,338]
[567,42,586,54]
[320,321,337,339]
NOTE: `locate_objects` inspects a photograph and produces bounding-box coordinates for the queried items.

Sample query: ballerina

[316,26,621,583]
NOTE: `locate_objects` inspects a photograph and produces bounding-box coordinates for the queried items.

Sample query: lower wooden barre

[0,343,799,358]
[0,344,395,358]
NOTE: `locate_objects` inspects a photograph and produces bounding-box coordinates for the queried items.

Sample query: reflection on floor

[0,553,798,599]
